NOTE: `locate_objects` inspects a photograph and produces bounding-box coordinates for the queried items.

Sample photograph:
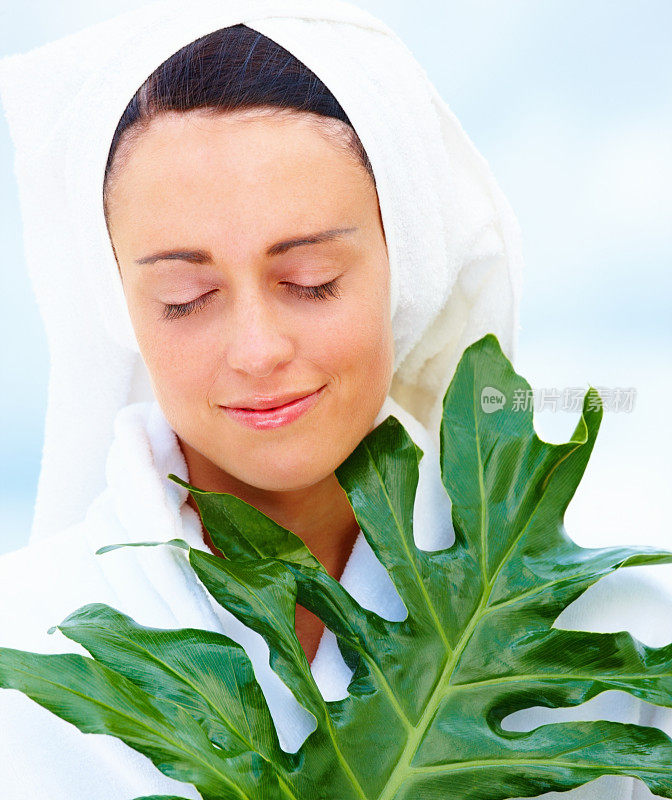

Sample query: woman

[0,2,668,799]
[102,24,400,662]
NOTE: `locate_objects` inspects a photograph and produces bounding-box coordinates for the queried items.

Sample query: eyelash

[161,278,342,321]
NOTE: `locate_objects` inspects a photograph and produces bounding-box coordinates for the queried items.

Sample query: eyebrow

[134,227,358,265]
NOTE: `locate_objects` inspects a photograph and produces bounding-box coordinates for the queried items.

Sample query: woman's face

[106,109,394,492]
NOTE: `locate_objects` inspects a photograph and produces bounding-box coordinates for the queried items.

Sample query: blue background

[1,1,670,554]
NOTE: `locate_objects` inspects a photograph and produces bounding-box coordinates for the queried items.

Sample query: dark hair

[103,24,375,225]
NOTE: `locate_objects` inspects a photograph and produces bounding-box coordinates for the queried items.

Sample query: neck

[181,442,360,582]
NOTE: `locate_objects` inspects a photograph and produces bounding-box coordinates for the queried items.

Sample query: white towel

[0,0,524,544]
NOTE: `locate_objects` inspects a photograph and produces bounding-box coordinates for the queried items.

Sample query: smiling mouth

[220,385,327,429]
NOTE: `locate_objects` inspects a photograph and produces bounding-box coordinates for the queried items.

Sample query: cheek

[152,335,216,401]
[131,310,218,411]
[319,292,393,395]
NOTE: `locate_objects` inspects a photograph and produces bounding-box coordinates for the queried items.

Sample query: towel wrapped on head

[0,0,523,544]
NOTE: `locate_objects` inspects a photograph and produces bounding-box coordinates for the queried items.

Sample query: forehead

[106,110,374,244]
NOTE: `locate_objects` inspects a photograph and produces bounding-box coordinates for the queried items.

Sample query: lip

[221,385,326,430]
[228,388,322,411]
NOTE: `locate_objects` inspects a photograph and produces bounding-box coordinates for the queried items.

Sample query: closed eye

[283,278,341,301]
[162,278,342,321]
[162,289,218,321]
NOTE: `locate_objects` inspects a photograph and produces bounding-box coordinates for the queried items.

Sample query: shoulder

[0,520,92,573]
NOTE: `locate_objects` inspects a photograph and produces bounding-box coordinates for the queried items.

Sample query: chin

[245,475,320,493]
[233,452,336,493]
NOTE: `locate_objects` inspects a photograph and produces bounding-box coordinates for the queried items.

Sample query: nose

[225,293,294,378]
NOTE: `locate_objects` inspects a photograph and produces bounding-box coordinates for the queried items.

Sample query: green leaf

[1,332,671,799]
[52,602,292,768]
[0,649,261,799]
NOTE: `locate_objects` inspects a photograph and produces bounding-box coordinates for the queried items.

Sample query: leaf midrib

[472,375,489,587]
[409,757,672,775]
[450,670,672,689]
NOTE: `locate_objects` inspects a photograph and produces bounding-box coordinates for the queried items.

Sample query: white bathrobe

[0,395,670,800]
